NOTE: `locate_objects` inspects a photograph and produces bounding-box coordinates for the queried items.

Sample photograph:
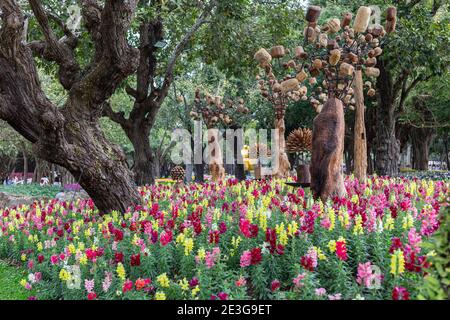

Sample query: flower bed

[0,177,447,300]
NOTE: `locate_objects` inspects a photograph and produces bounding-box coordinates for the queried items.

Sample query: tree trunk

[353,69,368,182]
[0,0,141,214]
[126,123,155,186]
[375,61,400,176]
[22,149,28,184]
[444,132,450,170]
[194,164,205,183]
[411,128,435,171]
[34,119,141,214]
[232,125,245,181]
[310,98,346,202]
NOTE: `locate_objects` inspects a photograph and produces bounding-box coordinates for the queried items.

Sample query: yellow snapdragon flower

[59,269,71,281]
[183,238,194,256]
[191,285,200,297]
[287,221,298,237]
[402,213,414,230]
[116,263,126,281]
[155,291,166,300]
[197,248,206,260]
[390,249,405,275]
[353,215,364,235]
[157,273,170,288]
[384,214,394,231]
[179,278,189,291]
[328,240,336,253]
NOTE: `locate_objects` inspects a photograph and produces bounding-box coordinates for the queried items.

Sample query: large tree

[0,0,145,213]
[103,0,220,185]
[373,1,448,175]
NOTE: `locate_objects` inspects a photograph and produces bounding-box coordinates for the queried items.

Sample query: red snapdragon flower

[209,230,220,244]
[130,254,141,267]
[271,280,281,292]
[217,292,229,300]
[336,240,348,261]
[87,292,97,300]
[392,287,409,300]
[122,280,133,293]
[114,229,124,242]
[389,237,403,254]
[250,247,262,265]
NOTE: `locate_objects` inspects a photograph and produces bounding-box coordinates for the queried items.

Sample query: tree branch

[29,0,81,90]
[80,0,102,44]
[0,0,60,143]
[102,102,127,127]
[70,0,140,113]
[155,1,217,105]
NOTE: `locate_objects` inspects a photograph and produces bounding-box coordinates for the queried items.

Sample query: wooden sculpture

[254,5,396,200]
[190,89,250,182]
[310,98,346,201]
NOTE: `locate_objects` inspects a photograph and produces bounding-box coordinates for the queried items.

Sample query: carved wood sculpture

[254,49,306,178]
[274,117,291,178]
[353,69,368,182]
[207,129,225,182]
[255,5,395,200]
[310,98,346,201]
[286,128,313,183]
[190,89,249,182]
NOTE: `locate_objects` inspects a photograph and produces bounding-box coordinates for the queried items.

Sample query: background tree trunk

[375,61,400,176]
[232,125,245,181]
[411,127,435,171]
[22,148,28,184]
[0,0,142,213]
[126,122,155,186]
[194,164,205,183]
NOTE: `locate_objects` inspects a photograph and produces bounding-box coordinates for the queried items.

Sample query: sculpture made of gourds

[254,5,396,201]
[189,89,250,182]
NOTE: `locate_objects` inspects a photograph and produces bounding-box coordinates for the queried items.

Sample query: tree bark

[126,122,155,186]
[353,69,368,182]
[375,60,400,176]
[194,164,205,183]
[22,148,28,184]
[444,132,450,170]
[104,4,217,184]
[232,125,245,181]
[411,128,435,171]
[310,98,346,202]
[0,0,141,214]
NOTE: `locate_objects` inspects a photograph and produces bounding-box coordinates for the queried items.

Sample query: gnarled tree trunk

[0,0,141,214]
[310,98,346,202]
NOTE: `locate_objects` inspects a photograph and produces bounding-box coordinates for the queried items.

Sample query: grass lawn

[0,261,31,300]
[0,184,62,198]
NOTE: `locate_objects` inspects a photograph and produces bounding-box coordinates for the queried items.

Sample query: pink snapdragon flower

[240,250,252,268]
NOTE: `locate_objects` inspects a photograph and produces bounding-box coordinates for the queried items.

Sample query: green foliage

[0,261,32,300]
[0,184,62,198]
[417,207,450,300]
